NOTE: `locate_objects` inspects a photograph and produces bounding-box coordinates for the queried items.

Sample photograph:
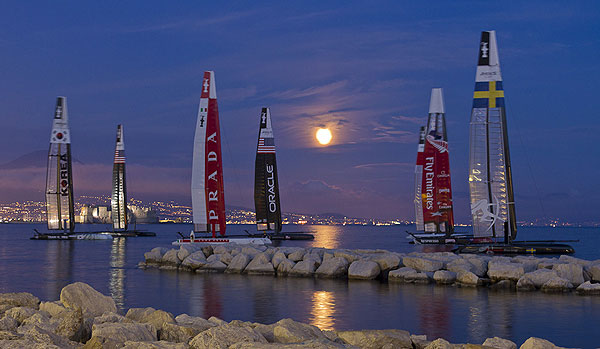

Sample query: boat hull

[247,232,314,241]
[31,232,113,240]
[407,232,474,245]
[172,236,271,246]
[455,242,575,255]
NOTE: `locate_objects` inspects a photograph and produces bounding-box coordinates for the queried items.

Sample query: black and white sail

[469,30,517,240]
[46,97,75,232]
[254,108,282,233]
[111,124,127,230]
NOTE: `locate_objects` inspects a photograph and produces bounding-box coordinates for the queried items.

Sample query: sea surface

[0,224,599,347]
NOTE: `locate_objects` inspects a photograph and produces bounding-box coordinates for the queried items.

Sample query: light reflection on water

[1,224,599,347]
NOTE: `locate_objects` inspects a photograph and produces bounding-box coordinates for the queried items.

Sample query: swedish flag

[473,81,505,108]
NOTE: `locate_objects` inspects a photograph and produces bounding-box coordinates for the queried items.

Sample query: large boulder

[226,254,251,273]
[369,253,401,271]
[333,250,362,264]
[202,260,228,272]
[348,260,381,280]
[520,337,561,349]
[189,323,267,348]
[0,292,39,310]
[181,251,208,270]
[17,325,80,348]
[456,270,480,286]
[462,256,489,277]
[241,246,263,258]
[315,257,349,278]
[289,260,319,277]
[122,340,188,348]
[388,267,418,282]
[287,249,306,262]
[126,307,156,322]
[60,282,117,317]
[177,245,199,261]
[402,256,443,273]
[271,252,287,269]
[174,314,216,332]
[576,281,600,295]
[144,247,169,264]
[244,253,275,275]
[559,255,592,267]
[553,263,584,286]
[302,252,322,266]
[541,277,573,292]
[39,301,69,318]
[276,259,295,275]
[3,307,37,324]
[56,307,88,342]
[588,264,600,282]
[20,312,59,333]
[272,318,328,343]
[518,269,559,289]
[487,262,525,282]
[94,312,132,325]
[162,249,182,267]
[404,271,432,284]
[87,322,157,349]
[134,309,176,333]
[433,270,456,285]
[159,322,201,343]
[482,336,517,349]
[0,315,18,331]
[336,329,412,349]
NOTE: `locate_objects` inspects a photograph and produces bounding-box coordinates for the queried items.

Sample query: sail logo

[480,42,489,58]
[59,153,69,196]
[55,106,63,119]
[203,79,209,93]
[471,198,504,232]
[266,164,277,213]
[426,136,448,153]
[423,156,434,209]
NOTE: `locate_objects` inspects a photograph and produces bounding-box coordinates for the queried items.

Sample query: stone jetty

[141,244,600,295]
[0,282,569,348]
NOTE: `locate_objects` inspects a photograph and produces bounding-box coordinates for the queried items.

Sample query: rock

[369,253,401,271]
[411,334,431,349]
[433,270,456,284]
[348,260,381,280]
[516,277,536,291]
[126,307,156,322]
[87,322,157,348]
[518,269,559,288]
[182,251,208,268]
[388,267,418,282]
[122,340,188,348]
[145,247,169,264]
[512,257,538,273]
[202,260,228,272]
[226,253,251,273]
[241,246,262,258]
[162,249,182,266]
[0,292,39,309]
[245,253,275,275]
[60,282,117,318]
[56,307,88,342]
[188,323,267,348]
[208,316,228,326]
[520,337,561,349]
[3,306,37,324]
[541,277,573,292]
[228,339,345,348]
[482,336,516,349]
[94,312,131,325]
[213,245,229,255]
[402,256,444,273]
[315,257,349,278]
[488,262,525,282]
[303,252,322,266]
[289,260,319,277]
[253,323,276,342]
[287,249,306,262]
[0,331,22,340]
[135,309,176,332]
[576,281,600,295]
[0,315,18,331]
[206,254,222,263]
[456,270,480,286]
[271,252,287,269]
[559,255,591,267]
[175,314,216,332]
[39,301,69,318]
[18,325,80,348]
[159,322,201,343]
[200,246,213,257]
[463,256,489,277]
[553,263,584,286]
[220,253,233,266]
[272,318,328,343]
[20,312,59,333]
[333,250,362,264]
[177,245,199,261]
[424,337,453,349]
[336,329,412,348]
[405,271,432,284]
[588,264,600,282]
[276,259,295,275]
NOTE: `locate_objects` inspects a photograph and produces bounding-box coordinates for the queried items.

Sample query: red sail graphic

[421,135,454,233]
[202,72,226,237]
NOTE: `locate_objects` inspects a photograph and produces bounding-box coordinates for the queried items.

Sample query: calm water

[0,223,599,347]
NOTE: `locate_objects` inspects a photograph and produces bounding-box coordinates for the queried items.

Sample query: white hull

[172,237,271,246]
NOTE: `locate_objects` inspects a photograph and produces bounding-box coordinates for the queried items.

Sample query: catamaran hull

[172,237,271,246]
[455,242,575,255]
[247,232,315,240]
[407,232,475,245]
[31,233,113,240]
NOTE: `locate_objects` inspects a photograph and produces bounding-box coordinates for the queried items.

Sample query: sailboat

[172,71,270,246]
[32,97,111,240]
[456,30,574,254]
[407,89,472,244]
[251,108,313,241]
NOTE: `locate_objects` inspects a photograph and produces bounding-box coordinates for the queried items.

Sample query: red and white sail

[418,88,454,233]
[191,71,226,237]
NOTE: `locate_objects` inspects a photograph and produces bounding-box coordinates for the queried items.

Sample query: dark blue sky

[1,1,599,222]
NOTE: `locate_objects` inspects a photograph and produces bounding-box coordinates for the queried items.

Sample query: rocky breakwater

[141,244,600,295]
[0,282,570,348]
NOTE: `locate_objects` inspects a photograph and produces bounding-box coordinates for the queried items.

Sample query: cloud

[123,10,260,33]
[353,162,413,170]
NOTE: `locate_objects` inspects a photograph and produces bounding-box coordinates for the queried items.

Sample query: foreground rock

[0,281,575,348]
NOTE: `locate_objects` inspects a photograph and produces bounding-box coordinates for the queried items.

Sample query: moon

[316,128,332,145]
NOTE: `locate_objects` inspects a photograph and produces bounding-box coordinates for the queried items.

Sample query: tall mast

[421,88,454,233]
[191,71,226,237]
[111,124,127,230]
[45,97,75,232]
[468,30,517,240]
[254,108,282,233]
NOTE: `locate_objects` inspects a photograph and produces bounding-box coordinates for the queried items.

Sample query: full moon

[316,128,332,145]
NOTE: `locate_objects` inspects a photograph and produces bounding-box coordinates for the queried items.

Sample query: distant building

[75,204,158,224]
[128,205,158,224]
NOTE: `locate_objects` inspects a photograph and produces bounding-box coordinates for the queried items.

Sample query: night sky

[1,2,598,223]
